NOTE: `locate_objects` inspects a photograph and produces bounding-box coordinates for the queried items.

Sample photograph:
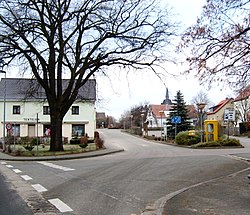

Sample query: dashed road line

[48,198,73,212]
[13,169,22,173]
[20,175,33,181]
[32,184,48,193]
[6,164,13,168]
[37,161,75,171]
[1,161,7,164]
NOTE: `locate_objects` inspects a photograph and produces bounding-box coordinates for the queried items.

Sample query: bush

[95,137,104,149]
[192,141,221,148]
[175,131,200,145]
[79,143,88,149]
[70,137,80,144]
[220,138,241,147]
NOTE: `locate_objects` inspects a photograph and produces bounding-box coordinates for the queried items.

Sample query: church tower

[161,87,172,105]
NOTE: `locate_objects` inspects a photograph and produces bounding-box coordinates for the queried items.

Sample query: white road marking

[1,162,7,164]
[32,184,48,193]
[48,198,73,212]
[13,169,22,173]
[37,161,75,171]
[6,165,13,168]
[21,175,33,181]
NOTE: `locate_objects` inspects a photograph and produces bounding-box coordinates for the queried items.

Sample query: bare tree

[0,0,177,151]
[191,91,211,111]
[180,0,250,89]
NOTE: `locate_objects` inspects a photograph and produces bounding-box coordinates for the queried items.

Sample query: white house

[0,78,96,142]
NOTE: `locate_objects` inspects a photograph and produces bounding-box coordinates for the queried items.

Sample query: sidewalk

[163,136,250,215]
[0,148,124,161]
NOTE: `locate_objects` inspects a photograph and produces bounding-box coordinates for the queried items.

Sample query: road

[0,129,250,215]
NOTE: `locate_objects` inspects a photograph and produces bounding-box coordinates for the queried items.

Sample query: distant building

[96,112,106,128]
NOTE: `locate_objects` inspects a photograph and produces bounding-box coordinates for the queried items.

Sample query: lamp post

[141,112,144,135]
[159,110,164,141]
[130,114,133,129]
[0,70,6,151]
[197,102,206,143]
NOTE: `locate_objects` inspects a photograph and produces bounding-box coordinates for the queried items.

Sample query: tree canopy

[0,0,176,151]
[180,0,250,89]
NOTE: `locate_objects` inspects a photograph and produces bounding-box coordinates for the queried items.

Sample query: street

[0,129,250,214]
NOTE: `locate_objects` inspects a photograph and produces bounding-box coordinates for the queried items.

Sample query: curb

[0,148,124,161]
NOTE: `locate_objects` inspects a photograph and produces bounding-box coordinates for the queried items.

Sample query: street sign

[171,116,181,124]
[6,123,12,130]
[224,109,235,121]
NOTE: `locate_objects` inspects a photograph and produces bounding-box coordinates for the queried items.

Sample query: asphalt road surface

[0,129,250,215]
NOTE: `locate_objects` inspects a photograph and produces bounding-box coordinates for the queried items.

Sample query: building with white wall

[0,78,96,142]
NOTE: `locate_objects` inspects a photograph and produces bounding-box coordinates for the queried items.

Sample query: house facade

[207,98,234,125]
[0,78,96,142]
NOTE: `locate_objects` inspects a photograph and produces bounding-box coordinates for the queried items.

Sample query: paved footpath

[163,136,250,215]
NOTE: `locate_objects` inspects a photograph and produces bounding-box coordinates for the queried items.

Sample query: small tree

[167,90,191,138]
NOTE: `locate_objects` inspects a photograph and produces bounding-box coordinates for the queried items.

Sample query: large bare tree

[180,0,250,89]
[0,0,176,151]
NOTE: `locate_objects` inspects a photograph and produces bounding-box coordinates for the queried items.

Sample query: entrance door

[28,125,35,137]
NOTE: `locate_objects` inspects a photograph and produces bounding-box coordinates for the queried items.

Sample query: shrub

[24,144,34,151]
[220,138,242,147]
[175,131,201,145]
[95,137,104,149]
[70,138,80,144]
[79,143,88,149]
[192,141,221,148]
[31,138,40,145]
[87,138,94,143]
[175,131,189,145]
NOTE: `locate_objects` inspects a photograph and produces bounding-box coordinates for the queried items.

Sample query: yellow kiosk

[204,120,219,142]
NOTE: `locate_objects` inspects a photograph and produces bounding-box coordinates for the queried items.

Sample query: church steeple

[161,87,172,105]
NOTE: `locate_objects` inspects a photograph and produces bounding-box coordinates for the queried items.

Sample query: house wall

[0,100,96,141]
[234,98,250,124]
[207,103,233,126]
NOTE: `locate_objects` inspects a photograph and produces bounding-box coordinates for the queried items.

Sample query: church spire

[161,87,172,105]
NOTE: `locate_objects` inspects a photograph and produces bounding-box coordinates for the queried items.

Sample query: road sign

[6,123,12,130]
[224,109,235,121]
[171,116,181,124]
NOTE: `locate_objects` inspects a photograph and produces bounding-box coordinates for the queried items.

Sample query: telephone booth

[204,120,219,142]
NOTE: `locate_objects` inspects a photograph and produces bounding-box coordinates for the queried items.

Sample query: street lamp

[159,110,164,141]
[0,70,6,151]
[197,102,206,143]
[141,112,145,135]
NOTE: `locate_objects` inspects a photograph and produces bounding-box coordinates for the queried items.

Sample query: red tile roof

[234,85,250,102]
[207,98,233,115]
[150,104,171,118]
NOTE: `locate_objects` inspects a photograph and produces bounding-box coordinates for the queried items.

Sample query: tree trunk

[49,112,64,151]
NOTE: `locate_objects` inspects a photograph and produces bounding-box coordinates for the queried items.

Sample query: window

[12,124,20,136]
[72,124,85,137]
[72,106,79,115]
[13,105,20,114]
[43,106,50,115]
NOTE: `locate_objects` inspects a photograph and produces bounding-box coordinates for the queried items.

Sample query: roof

[0,78,96,101]
[234,85,250,102]
[207,98,233,115]
[150,104,172,118]
[96,112,106,120]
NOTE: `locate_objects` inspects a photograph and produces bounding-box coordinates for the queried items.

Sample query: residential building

[0,78,96,142]
[207,98,234,124]
[233,85,250,134]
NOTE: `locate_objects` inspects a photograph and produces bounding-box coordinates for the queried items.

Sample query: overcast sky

[95,0,235,119]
